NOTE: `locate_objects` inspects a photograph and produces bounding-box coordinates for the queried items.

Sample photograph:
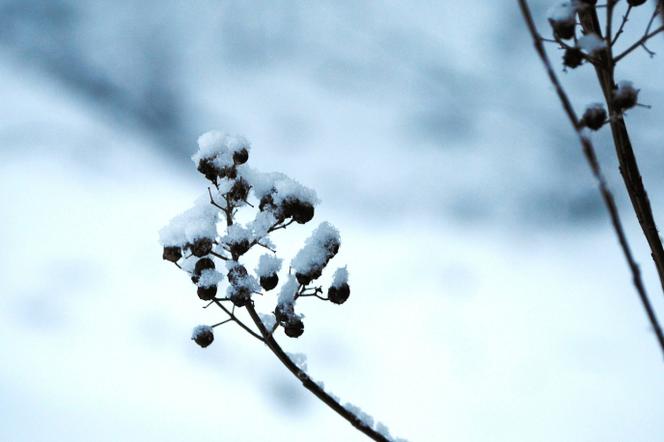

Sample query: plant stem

[244,303,390,441]
[517,0,664,357]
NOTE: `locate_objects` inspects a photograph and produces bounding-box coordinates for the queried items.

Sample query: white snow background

[1,1,664,441]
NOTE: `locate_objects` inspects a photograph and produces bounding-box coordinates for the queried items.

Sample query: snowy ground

[2,1,664,441]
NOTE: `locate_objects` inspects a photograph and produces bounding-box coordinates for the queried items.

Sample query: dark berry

[233,148,249,165]
[563,47,583,69]
[627,0,646,6]
[613,82,638,112]
[162,246,182,262]
[197,285,217,301]
[328,283,350,305]
[190,238,213,257]
[192,327,214,348]
[260,273,279,291]
[284,319,304,338]
[581,105,607,131]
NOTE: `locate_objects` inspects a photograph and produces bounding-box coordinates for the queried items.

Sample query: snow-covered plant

[160,131,404,441]
[517,1,664,357]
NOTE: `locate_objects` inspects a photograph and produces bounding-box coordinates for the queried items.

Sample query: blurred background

[1,0,664,440]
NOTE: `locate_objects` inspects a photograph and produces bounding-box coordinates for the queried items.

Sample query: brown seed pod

[233,148,249,165]
[197,285,217,301]
[260,273,279,291]
[328,283,350,305]
[190,238,213,257]
[162,246,182,262]
[284,318,304,338]
[192,327,214,348]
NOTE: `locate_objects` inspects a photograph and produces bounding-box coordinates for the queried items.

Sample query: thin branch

[611,5,632,46]
[244,303,389,441]
[213,299,264,342]
[577,5,664,299]
[518,0,664,357]
[614,24,664,62]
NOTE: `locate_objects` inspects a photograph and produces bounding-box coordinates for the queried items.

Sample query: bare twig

[517,0,664,357]
[614,24,664,62]
[212,299,264,342]
[576,5,664,299]
[244,303,389,441]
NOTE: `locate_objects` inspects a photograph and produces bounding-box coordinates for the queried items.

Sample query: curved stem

[517,0,664,358]
[244,303,390,441]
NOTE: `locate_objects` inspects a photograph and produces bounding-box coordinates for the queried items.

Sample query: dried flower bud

[259,193,276,212]
[275,303,294,323]
[613,81,639,112]
[228,177,250,202]
[229,239,251,258]
[260,273,279,291]
[230,286,251,307]
[328,282,350,305]
[284,318,304,338]
[233,148,249,165]
[190,238,213,257]
[563,47,583,69]
[627,0,646,6]
[192,325,214,348]
[197,285,217,301]
[227,264,248,286]
[162,246,182,262]
[283,198,315,224]
[547,2,576,40]
[197,158,219,182]
[194,257,215,275]
[295,267,323,285]
[580,103,607,130]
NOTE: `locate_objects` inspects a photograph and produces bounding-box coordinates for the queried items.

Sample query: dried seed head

[227,264,248,286]
[284,318,304,338]
[190,238,213,257]
[581,103,607,130]
[328,282,350,305]
[275,303,294,323]
[283,198,315,224]
[228,177,250,202]
[627,0,646,6]
[192,325,214,348]
[230,287,251,307]
[229,239,251,258]
[260,273,279,291]
[233,148,249,165]
[197,285,217,301]
[563,47,583,69]
[162,246,182,262]
[613,81,639,112]
[194,257,215,276]
[197,158,219,182]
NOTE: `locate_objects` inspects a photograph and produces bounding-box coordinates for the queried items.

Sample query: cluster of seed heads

[161,133,351,348]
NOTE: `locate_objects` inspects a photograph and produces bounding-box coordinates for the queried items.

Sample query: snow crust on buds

[159,196,218,248]
[192,325,214,347]
[192,131,251,169]
[547,2,577,40]
[613,81,639,112]
[580,103,607,130]
[328,266,350,305]
[291,222,340,284]
[257,254,282,291]
[577,33,606,55]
